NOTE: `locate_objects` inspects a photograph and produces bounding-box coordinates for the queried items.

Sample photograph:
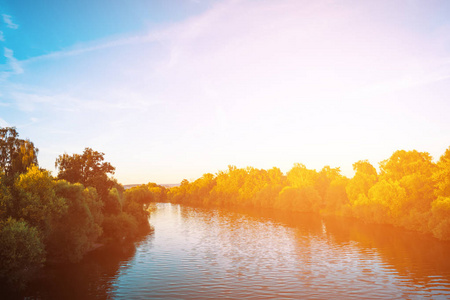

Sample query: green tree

[55,148,115,201]
[101,212,139,244]
[46,181,103,262]
[0,174,12,221]
[0,127,38,178]
[103,187,122,215]
[0,218,45,285]
[13,165,67,238]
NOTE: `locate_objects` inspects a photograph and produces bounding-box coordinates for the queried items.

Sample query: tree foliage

[55,148,115,200]
[0,218,45,285]
[13,166,67,237]
[47,181,103,262]
[434,147,450,198]
[0,127,38,178]
[166,146,450,241]
[346,160,378,206]
[0,131,153,285]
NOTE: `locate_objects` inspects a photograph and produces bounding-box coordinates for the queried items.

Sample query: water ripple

[24,203,450,300]
[96,203,450,299]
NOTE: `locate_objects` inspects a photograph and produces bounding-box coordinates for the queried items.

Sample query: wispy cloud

[0,117,9,127]
[1,47,23,79]
[2,14,18,29]
[6,86,161,113]
[9,91,67,112]
[0,31,4,42]
[23,31,164,65]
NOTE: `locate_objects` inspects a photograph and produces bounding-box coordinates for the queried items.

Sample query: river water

[8,203,450,299]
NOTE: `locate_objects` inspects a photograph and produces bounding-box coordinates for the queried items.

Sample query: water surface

[9,203,450,299]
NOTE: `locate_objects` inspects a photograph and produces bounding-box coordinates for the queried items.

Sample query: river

[6,202,450,299]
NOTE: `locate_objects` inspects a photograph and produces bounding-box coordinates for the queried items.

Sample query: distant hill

[123,183,179,190]
[160,184,180,188]
[123,184,141,190]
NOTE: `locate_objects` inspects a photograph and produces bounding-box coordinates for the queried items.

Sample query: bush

[103,188,122,215]
[47,181,103,262]
[13,166,67,237]
[0,218,45,285]
[101,212,139,244]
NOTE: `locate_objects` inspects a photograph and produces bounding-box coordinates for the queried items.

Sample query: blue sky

[1,0,450,184]
[0,0,215,59]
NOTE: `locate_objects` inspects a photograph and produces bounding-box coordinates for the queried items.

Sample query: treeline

[0,127,156,285]
[167,147,450,241]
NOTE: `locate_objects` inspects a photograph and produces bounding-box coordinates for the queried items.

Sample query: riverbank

[166,149,450,242]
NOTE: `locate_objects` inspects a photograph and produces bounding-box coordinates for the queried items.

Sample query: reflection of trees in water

[242,206,450,291]
[248,206,450,278]
[178,204,326,276]
[177,203,323,234]
[3,234,152,300]
[185,204,450,288]
[321,216,450,286]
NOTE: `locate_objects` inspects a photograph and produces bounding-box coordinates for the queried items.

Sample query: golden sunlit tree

[165,146,450,241]
[366,179,407,224]
[210,166,247,206]
[429,147,450,240]
[379,150,436,232]
[253,167,286,208]
[287,163,318,189]
[346,160,378,206]
[323,175,350,216]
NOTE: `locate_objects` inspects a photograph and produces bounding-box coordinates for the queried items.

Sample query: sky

[0,0,449,184]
